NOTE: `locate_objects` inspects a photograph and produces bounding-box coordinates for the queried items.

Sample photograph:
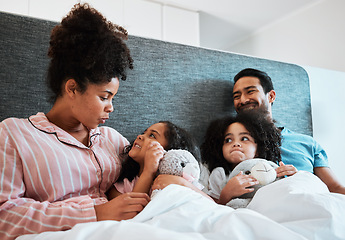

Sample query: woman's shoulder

[1,112,46,124]
[1,116,30,129]
[0,117,34,144]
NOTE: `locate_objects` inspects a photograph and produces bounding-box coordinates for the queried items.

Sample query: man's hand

[276,161,297,178]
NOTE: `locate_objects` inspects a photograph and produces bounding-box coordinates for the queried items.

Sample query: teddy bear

[226,158,279,209]
[151,149,203,197]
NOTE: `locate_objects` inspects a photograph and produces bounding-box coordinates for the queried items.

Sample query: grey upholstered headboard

[0,11,312,145]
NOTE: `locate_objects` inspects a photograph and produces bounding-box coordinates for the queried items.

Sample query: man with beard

[232,68,345,194]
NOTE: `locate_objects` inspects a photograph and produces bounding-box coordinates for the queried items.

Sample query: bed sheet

[17,171,345,240]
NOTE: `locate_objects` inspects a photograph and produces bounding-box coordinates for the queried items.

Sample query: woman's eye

[224,138,232,143]
[100,96,107,101]
[242,136,250,141]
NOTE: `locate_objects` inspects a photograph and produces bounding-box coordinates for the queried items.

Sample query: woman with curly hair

[0,3,148,240]
[200,110,297,204]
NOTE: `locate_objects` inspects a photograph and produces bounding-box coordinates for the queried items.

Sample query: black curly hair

[47,3,133,102]
[201,110,281,175]
[117,121,200,182]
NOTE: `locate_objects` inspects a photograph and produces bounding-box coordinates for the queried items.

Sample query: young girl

[107,121,201,199]
[201,110,297,204]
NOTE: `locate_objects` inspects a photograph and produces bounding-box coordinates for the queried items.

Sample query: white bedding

[17,171,345,240]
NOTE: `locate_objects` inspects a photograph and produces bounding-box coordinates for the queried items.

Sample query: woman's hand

[276,161,297,177]
[218,171,259,205]
[94,192,150,221]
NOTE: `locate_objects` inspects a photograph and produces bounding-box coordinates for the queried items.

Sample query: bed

[17,172,345,240]
[1,11,345,240]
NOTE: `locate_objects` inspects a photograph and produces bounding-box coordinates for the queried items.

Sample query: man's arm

[314,167,345,194]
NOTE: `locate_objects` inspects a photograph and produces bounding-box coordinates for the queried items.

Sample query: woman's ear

[64,79,78,98]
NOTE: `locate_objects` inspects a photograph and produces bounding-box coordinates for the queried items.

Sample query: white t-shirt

[207,167,231,200]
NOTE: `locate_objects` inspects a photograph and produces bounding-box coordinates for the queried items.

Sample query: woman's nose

[105,101,114,113]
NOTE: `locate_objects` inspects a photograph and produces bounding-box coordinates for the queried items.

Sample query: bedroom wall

[227,0,345,73]
[0,0,200,47]
[305,66,345,185]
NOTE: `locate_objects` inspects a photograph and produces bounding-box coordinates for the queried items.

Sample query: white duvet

[17,171,345,240]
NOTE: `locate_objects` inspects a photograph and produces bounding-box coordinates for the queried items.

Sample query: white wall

[0,0,200,46]
[163,5,200,46]
[306,66,345,184]
[228,0,345,73]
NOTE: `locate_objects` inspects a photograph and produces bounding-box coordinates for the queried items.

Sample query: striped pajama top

[0,112,129,240]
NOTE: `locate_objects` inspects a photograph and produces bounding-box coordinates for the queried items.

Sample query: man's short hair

[234,68,274,94]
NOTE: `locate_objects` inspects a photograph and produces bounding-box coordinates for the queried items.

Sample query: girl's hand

[218,171,259,205]
[276,161,297,177]
[142,140,165,176]
[131,140,165,195]
[94,192,150,221]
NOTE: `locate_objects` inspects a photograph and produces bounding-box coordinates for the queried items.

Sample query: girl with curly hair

[107,121,206,199]
[200,110,297,204]
[0,3,146,240]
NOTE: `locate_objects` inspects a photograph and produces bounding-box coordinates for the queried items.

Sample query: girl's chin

[128,151,139,162]
[128,150,134,158]
[228,152,245,163]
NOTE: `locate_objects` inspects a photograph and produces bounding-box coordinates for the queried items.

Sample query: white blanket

[17,171,345,240]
